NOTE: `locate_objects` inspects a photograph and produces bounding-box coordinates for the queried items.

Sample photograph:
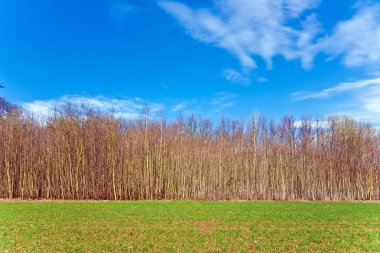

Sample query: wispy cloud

[358,84,380,120]
[171,102,188,112]
[210,92,237,112]
[160,83,171,92]
[168,93,238,117]
[292,76,380,125]
[22,95,163,120]
[293,120,331,129]
[316,3,380,68]
[292,77,380,100]
[160,0,321,80]
[221,69,250,86]
[160,1,380,84]
[256,76,268,83]
[21,94,239,122]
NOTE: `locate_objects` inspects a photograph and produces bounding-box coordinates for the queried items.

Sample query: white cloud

[161,1,380,84]
[292,77,380,100]
[256,76,268,83]
[24,101,54,118]
[317,3,380,68]
[358,84,380,121]
[167,93,238,117]
[160,0,321,72]
[221,68,250,85]
[293,120,331,129]
[292,76,380,125]
[22,95,163,120]
[171,102,188,112]
[210,92,237,112]
[21,94,239,122]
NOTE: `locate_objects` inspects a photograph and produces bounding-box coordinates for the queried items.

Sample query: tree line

[0,100,379,200]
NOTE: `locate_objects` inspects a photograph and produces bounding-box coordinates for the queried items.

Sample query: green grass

[1,201,380,252]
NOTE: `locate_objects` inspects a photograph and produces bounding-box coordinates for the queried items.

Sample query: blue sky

[0,0,380,125]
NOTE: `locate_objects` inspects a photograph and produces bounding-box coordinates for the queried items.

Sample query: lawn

[1,201,379,252]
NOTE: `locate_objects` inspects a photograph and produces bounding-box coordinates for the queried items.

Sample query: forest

[1,99,379,200]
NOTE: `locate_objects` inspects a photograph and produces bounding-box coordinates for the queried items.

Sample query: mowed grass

[1,201,380,252]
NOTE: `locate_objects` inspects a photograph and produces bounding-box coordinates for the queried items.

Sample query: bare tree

[0,97,17,117]
[0,103,379,200]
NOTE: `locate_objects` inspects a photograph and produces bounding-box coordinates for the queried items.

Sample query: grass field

[1,201,380,252]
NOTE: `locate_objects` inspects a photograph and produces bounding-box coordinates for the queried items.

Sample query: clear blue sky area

[0,0,379,125]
